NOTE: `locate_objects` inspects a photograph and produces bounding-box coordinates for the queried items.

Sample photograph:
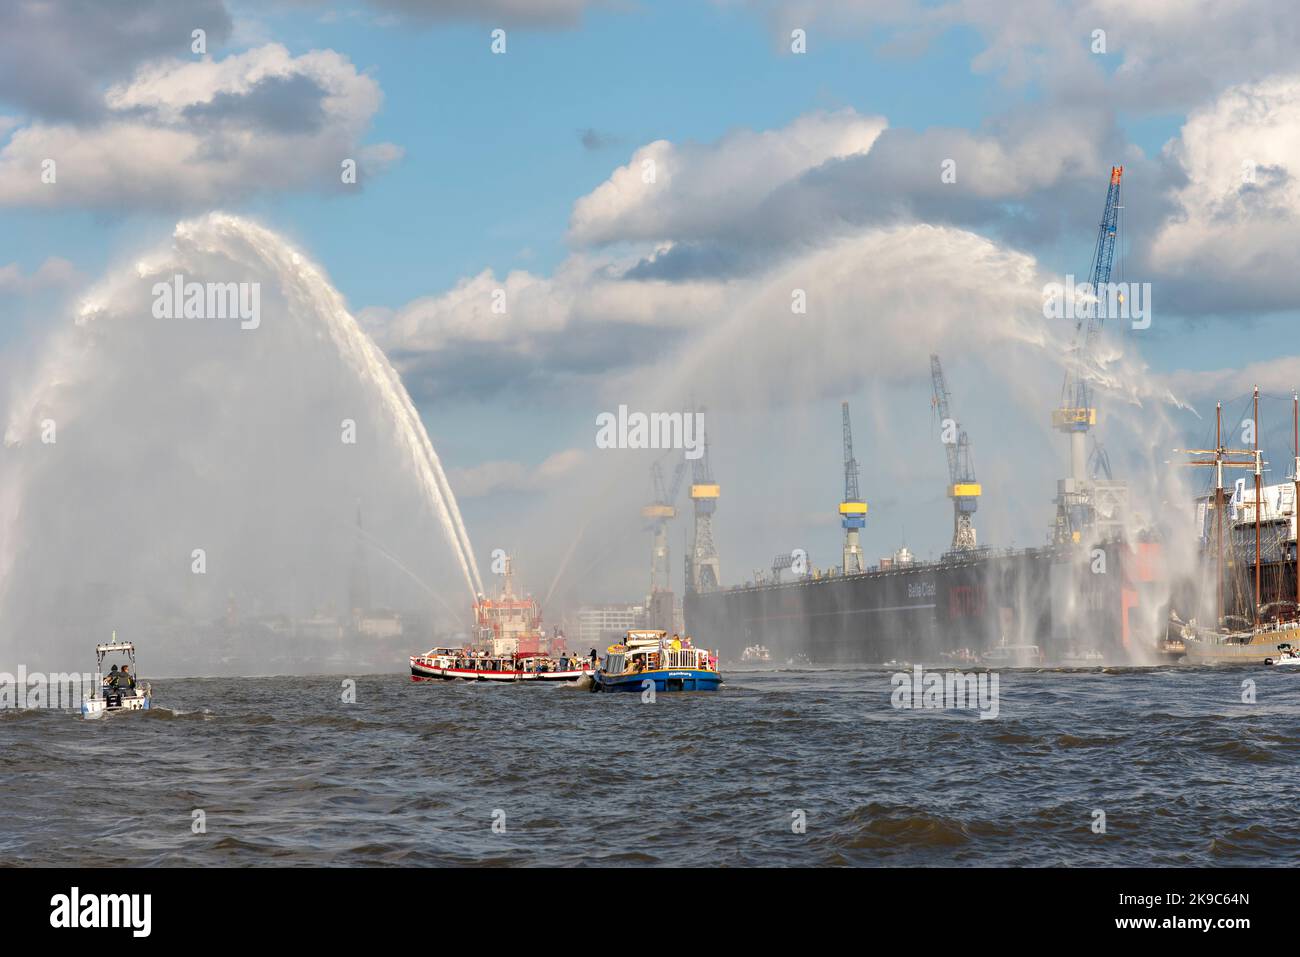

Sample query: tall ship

[1172,390,1300,663]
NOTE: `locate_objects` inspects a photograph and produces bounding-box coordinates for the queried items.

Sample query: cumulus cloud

[0,44,401,209]
[1147,73,1300,314]
[569,109,886,246]
[365,252,730,400]
[370,107,1179,415]
[0,0,232,121]
[563,106,1157,285]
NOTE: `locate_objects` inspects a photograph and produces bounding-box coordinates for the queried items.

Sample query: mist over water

[0,214,481,674]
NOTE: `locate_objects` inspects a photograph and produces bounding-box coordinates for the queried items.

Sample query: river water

[2,667,1296,866]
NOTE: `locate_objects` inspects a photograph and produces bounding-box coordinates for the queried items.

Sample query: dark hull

[685,542,1165,665]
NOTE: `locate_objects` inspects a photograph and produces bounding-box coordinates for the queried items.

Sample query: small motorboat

[591,630,722,693]
[1264,643,1300,667]
[410,648,593,682]
[740,644,772,663]
[82,637,152,719]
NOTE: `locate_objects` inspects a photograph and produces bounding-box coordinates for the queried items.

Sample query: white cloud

[732,0,1300,112]
[1149,72,1300,311]
[373,108,1163,412]
[0,44,401,209]
[569,109,886,246]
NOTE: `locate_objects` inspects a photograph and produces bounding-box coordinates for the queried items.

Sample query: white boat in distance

[82,637,152,719]
[981,642,1045,667]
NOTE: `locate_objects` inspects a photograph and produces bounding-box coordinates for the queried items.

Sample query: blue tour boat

[591,629,722,693]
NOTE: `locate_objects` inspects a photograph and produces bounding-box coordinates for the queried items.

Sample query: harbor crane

[686,415,721,593]
[1052,165,1125,544]
[929,355,981,552]
[839,401,867,575]
[642,455,687,598]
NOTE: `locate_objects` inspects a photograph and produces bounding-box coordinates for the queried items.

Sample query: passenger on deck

[120,665,136,690]
[103,665,120,688]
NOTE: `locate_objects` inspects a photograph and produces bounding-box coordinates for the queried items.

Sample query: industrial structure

[686,416,721,593]
[1052,165,1129,544]
[642,456,687,596]
[684,164,1170,666]
[839,401,867,574]
[929,354,981,554]
[642,454,687,630]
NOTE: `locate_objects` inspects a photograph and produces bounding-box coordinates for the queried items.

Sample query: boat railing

[667,649,712,670]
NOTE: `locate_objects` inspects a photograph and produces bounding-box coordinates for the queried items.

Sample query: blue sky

[1,2,1002,307]
[4,0,1300,602]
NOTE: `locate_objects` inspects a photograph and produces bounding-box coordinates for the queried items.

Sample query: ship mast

[1177,399,1257,629]
[1216,404,1224,626]
[1294,392,1299,610]
[1254,386,1262,625]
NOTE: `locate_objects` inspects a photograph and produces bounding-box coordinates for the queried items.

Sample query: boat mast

[1178,403,1256,629]
[1254,386,1262,625]
[1216,403,1224,627]
[1294,392,1299,611]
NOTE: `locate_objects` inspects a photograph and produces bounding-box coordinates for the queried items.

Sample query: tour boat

[591,629,722,693]
[410,648,592,682]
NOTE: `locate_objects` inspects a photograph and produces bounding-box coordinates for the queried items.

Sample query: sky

[4,0,1300,634]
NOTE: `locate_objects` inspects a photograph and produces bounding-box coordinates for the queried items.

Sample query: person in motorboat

[120,665,136,690]
[103,664,121,689]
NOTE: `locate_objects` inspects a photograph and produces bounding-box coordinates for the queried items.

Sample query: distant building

[578,604,646,648]
[296,616,343,641]
[356,610,403,639]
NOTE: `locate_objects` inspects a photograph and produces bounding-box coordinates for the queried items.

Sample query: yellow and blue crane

[839,401,867,574]
[1052,165,1124,543]
[686,416,721,592]
[929,354,981,552]
[642,455,687,599]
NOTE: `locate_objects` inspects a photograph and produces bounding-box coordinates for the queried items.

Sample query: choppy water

[2,667,1297,866]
